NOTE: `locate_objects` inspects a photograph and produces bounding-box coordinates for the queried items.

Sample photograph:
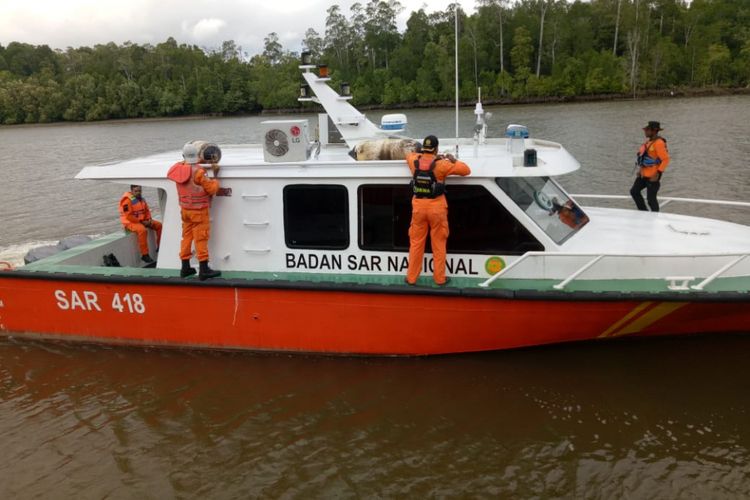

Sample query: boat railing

[570,194,750,210]
[478,251,750,291]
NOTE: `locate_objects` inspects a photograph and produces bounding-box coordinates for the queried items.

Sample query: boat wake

[0,241,58,267]
[0,235,104,268]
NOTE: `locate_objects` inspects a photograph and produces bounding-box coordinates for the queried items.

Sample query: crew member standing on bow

[630,121,670,212]
[168,143,222,280]
[405,135,471,286]
[119,184,162,264]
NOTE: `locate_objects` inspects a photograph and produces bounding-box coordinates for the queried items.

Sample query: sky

[0,0,478,57]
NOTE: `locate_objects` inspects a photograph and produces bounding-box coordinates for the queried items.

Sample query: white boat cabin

[73,65,750,284]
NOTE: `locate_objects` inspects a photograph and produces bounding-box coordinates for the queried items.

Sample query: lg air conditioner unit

[261,120,311,163]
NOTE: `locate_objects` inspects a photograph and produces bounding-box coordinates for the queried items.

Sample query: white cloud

[187,18,228,41]
[0,0,476,56]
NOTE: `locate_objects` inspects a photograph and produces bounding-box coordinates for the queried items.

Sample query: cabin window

[358,184,543,254]
[358,185,412,250]
[496,176,589,244]
[284,185,349,249]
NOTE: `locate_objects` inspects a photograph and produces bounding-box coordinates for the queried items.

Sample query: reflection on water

[1,336,749,497]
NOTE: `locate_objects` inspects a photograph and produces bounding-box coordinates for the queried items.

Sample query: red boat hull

[0,276,748,355]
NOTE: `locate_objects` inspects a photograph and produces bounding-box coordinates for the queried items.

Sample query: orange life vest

[119,192,149,224]
[174,163,211,210]
[636,137,668,178]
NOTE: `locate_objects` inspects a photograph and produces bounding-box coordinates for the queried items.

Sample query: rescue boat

[1,63,749,355]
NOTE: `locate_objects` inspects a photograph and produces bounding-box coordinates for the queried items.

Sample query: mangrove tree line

[0,0,748,124]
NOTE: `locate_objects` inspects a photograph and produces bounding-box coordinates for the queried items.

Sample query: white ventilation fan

[261,120,310,162]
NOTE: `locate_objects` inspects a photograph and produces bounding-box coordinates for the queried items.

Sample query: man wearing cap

[168,143,222,280]
[630,121,670,212]
[118,184,162,264]
[404,135,471,286]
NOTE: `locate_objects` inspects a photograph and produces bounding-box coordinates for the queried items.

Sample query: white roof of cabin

[76,139,580,181]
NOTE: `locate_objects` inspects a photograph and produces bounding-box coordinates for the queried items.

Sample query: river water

[1,96,749,497]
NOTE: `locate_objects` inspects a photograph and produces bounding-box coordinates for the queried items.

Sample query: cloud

[0,0,477,56]
[184,18,228,41]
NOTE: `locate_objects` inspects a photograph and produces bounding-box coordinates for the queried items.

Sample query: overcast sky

[1,0,477,57]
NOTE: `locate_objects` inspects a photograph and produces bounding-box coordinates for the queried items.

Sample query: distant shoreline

[2,86,748,128]
[390,86,750,109]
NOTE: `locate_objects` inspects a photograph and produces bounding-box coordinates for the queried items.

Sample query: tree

[325,5,350,68]
[262,33,283,65]
[702,42,732,85]
[536,0,551,77]
[363,0,403,69]
[613,0,622,55]
[477,0,508,74]
[511,26,534,95]
[221,40,242,62]
[626,0,642,94]
[303,28,324,59]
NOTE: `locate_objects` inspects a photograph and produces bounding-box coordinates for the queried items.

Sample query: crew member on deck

[118,184,162,264]
[405,135,471,286]
[168,143,221,280]
[630,120,670,212]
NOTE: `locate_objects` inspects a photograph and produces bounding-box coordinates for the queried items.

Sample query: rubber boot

[180,259,196,278]
[199,260,221,281]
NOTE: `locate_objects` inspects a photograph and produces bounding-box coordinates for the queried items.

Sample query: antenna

[454,6,459,158]
[473,87,486,156]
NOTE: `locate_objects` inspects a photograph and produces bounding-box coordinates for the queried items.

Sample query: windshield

[495,177,589,244]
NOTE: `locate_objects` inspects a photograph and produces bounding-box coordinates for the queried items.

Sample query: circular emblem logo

[485,256,505,275]
[290,125,301,137]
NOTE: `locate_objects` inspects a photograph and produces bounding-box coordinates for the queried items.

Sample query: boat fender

[23,244,59,264]
[22,234,93,264]
[190,140,222,163]
[57,234,92,250]
[352,138,419,161]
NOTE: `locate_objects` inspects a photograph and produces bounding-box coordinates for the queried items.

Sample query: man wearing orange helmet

[404,135,471,286]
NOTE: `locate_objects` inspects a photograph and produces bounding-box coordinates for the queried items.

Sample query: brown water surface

[1,337,749,497]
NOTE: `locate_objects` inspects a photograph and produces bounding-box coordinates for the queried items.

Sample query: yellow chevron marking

[599,301,654,338]
[610,302,688,337]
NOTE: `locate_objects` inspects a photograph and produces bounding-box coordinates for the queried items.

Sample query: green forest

[0,0,748,125]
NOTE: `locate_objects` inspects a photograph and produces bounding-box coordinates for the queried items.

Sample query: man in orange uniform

[630,120,670,212]
[118,184,162,264]
[405,135,471,286]
[169,143,221,280]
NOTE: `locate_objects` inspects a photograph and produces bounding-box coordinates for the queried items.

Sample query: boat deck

[14,234,750,299]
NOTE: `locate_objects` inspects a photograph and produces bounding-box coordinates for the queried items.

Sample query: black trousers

[630,175,661,212]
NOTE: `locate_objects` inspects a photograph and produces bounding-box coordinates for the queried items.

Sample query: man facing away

[118,184,162,264]
[630,120,670,212]
[168,143,221,280]
[405,135,471,286]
